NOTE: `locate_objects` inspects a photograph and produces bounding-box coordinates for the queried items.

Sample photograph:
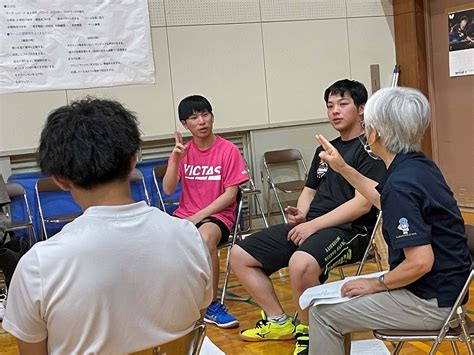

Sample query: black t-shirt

[305,135,386,230]
[377,152,471,307]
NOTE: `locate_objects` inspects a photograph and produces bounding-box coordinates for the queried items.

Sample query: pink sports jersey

[173,136,249,231]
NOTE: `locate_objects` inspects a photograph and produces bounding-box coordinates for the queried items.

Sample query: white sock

[267,313,289,325]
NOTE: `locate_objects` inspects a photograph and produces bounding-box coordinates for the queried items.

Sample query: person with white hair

[309,87,471,354]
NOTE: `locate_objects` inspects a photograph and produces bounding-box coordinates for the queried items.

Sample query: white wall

[0,0,395,156]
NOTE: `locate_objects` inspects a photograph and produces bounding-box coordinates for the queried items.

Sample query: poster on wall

[448,7,474,77]
[0,0,155,94]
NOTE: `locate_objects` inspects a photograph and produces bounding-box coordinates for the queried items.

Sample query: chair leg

[271,188,287,223]
[343,333,351,355]
[219,246,232,305]
[254,193,269,228]
[220,199,251,304]
[451,342,461,355]
[393,342,404,355]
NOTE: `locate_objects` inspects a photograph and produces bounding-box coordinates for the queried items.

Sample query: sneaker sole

[239,332,295,342]
[204,317,239,328]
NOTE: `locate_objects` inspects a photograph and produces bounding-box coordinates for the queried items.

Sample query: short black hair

[324,79,368,107]
[178,95,213,122]
[38,97,141,189]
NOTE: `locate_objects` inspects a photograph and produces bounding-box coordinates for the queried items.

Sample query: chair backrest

[130,321,206,355]
[35,177,81,239]
[263,148,308,183]
[6,182,35,226]
[129,168,151,205]
[355,211,384,276]
[6,182,25,199]
[152,164,180,213]
[264,148,303,165]
[36,176,63,193]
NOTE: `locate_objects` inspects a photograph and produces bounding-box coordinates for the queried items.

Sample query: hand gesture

[285,206,305,226]
[287,221,316,246]
[315,134,347,174]
[341,278,378,297]
[171,131,187,163]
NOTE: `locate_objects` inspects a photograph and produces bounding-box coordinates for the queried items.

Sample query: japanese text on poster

[0,0,155,93]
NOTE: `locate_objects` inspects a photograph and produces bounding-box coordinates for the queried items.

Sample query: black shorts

[196,216,231,247]
[237,223,369,283]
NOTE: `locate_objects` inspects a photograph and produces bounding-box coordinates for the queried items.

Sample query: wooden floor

[1,248,473,354]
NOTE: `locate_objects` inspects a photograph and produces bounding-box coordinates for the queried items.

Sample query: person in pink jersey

[163,95,248,328]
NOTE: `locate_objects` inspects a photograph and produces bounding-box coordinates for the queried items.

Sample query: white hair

[364,87,431,154]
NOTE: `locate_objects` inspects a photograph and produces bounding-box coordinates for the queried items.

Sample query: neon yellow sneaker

[239,310,295,341]
[294,324,309,355]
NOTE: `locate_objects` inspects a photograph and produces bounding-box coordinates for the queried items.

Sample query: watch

[378,274,390,291]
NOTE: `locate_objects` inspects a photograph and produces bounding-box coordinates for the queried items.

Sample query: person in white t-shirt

[2,98,212,355]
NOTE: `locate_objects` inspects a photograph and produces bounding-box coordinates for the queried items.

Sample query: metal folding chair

[130,168,151,205]
[373,269,474,355]
[3,182,37,245]
[336,211,384,279]
[239,163,268,232]
[152,164,180,213]
[130,321,206,355]
[263,149,307,223]
[35,177,81,239]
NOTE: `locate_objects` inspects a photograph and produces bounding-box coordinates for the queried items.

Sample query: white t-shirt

[2,201,212,354]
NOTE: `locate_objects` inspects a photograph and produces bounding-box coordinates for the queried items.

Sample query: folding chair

[35,177,82,239]
[263,149,307,223]
[373,269,474,355]
[336,211,384,279]
[130,321,206,355]
[129,168,151,205]
[2,182,37,245]
[239,163,268,232]
[152,164,180,213]
[219,186,257,304]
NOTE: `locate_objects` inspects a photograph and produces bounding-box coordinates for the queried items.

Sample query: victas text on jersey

[184,164,222,180]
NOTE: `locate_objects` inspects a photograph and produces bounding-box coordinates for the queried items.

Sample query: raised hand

[315,134,347,173]
[285,206,305,226]
[171,131,187,162]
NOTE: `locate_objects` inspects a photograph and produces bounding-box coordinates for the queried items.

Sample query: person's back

[6,203,211,354]
[2,98,212,354]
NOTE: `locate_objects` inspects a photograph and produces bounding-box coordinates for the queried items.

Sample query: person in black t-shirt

[311,87,470,355]
[230,79,386,355]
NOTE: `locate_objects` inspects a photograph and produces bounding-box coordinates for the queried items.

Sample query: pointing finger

[175,131,183,144]
[315,134,334,153]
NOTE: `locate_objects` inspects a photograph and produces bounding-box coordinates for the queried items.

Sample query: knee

[206,240,217,255]
[229,245,245,270]
[288,253,320,280]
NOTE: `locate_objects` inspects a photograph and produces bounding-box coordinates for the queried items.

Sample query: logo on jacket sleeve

[397,218,410,235]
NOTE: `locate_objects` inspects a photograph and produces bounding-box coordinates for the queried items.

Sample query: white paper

[351,339,390,355]
[0,0,155,93]
[200,336,225,355]
[299,271,386,309]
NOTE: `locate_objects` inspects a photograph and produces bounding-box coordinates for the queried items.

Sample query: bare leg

[198,223,222,301]
[230,245,285,316]
[288,251,322,325]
